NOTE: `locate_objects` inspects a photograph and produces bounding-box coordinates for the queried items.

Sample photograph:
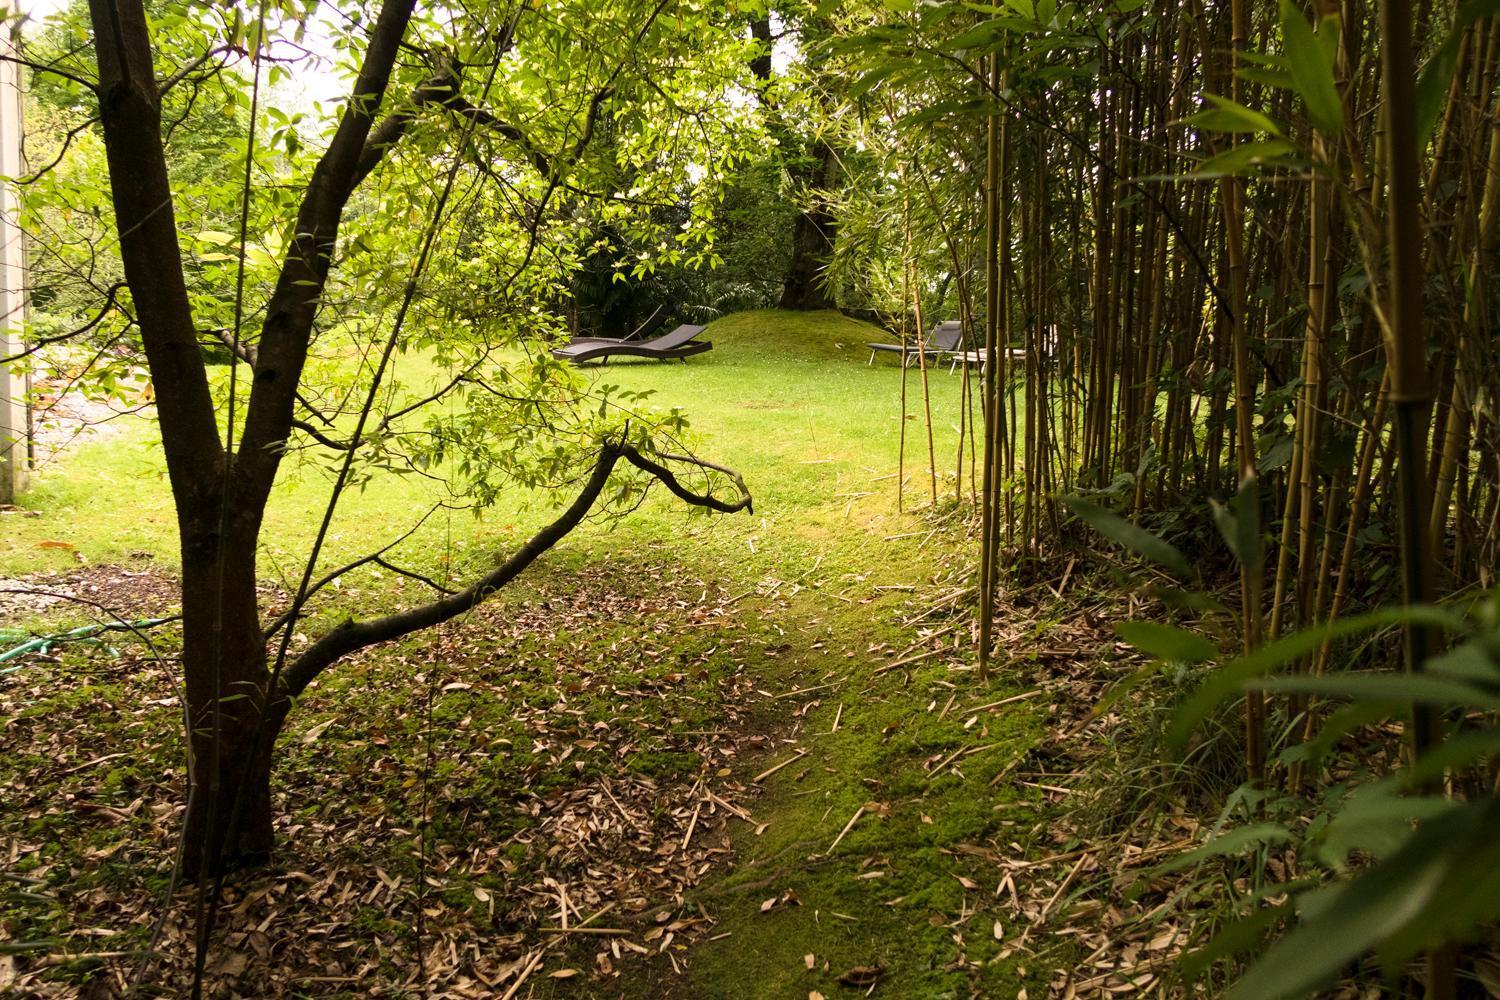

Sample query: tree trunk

[177,520,282,878]
[180,702,280,879]
[779,140,839,311]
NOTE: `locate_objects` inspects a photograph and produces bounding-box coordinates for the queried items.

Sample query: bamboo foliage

[830,0,1499,749]
[814,0,1500,986]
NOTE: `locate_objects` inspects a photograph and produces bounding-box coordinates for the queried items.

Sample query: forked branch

[278,439,750,697]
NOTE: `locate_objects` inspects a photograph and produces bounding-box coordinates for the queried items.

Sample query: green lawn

[4,310,977,582]
[1,311,1053,998]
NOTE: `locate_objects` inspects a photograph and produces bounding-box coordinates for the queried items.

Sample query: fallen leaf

[301,718,335,744]
[838,965,884,988]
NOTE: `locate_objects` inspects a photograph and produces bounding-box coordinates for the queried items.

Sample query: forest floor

[1,313,1177,998]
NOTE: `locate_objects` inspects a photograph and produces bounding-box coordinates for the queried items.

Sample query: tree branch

[279,439,751,698]
[618,444,754,515]
[157,43,235,97]
[236,0,419,504]
[0,282,127,364]
[0,52,96,92]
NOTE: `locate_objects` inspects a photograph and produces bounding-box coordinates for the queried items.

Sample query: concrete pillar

[0,4,28,504]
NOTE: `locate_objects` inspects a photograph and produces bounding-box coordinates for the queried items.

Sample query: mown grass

[2,310,1046,998]
[3,309,971,581]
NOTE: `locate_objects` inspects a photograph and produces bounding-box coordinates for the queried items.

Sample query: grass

[1,310,1050,997]
[3,309,973,581]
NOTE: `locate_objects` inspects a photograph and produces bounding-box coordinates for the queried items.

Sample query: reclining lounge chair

[551,323,710,365]
[866,320,965,366]
[565,304,675,348]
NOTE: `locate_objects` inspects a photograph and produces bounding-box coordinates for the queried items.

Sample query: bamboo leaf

[1160,822,1291,874]
[1060,496,1189,576]
[1279,0,1343,134]
[1168,605,1464,751]
[1210,474,1261,567]
[1416,0,1500,145]
[1190,139,1297,177]
[1229,798,1500,999]
[1116,621,1217,663]
[1182,901,1295,980]
[1252,672,1498,708]
[1187,95,1287,138]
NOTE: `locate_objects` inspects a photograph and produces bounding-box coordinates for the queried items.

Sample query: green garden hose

[0,617,177,674]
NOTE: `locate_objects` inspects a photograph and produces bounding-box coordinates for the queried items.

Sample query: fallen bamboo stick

[963,689,1043,716]
[752,748,808,783]
[826,804,866,855]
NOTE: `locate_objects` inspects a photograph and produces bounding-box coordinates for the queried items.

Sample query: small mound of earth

[0,563,182,624]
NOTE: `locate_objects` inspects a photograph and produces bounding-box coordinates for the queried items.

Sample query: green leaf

[1060,496,1190,576]
[1393,728,1500,791]
[939,19,1003,49]
[1186,95,1286,138]
[1425,638,1500,683]
[1086,662,1158,721]
[1319,785,1459,865]
[1168,605,1464,751]
[1229,798,1500,999]
[1416,0,1500,146]
[1253,671,1498,708]
[1150,585,1228,614]
[1210,474,1261,568]
[1116,620,1218,663]
[1160,822,1292,874]
[1279,0,1343,134]
[1190,139,1297,177]
[1236,65,1295,91]
[1182,900,1295,980]
[1287,699,1396,769]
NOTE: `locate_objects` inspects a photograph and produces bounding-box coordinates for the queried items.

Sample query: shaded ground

[1,312,1188,998]
[0,564,180,624]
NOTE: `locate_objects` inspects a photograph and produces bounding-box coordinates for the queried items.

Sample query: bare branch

[0,52,97,92]
[157,43,236,97]
[618,444,754,515]
[262,502,452,638]
[0,282,127,364]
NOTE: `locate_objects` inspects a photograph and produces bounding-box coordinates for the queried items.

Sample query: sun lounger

[564,304,675,348]
[948,346,1027,374]
[551,323,710,364]
[866,320,965,366]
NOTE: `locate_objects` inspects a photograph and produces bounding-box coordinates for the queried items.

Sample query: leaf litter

[1,559,780,997]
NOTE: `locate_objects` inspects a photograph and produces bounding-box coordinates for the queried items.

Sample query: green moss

[625,749,700,779]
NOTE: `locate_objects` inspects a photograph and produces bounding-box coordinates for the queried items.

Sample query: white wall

[0,0,28,504]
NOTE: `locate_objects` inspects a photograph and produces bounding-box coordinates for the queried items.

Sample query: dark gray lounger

[867,320,965,366]
[551,323,709,364]
[565,304,675,348]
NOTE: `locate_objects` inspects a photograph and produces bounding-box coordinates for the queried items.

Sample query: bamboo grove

[815,0,1500,986]
[830,1,1496,728]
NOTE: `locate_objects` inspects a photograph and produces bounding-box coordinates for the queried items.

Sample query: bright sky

[22,0,66,18]
[22,0,349,111]
[17,1,785,114]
